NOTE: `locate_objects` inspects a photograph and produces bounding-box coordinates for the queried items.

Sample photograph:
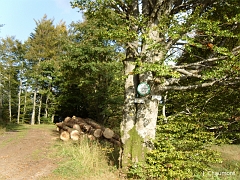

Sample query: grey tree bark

[30,88,37,125]
[8,74,12,122]
[17,78,22,124]
[38,94,42,124]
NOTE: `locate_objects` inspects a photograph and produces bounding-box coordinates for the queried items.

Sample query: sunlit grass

[196,145,240,180]
[51,138,120,180]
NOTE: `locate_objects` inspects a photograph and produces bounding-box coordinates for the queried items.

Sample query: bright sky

[0,0,82,42]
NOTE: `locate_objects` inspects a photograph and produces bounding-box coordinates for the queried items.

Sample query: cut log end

[56,116,121,145]
[70,130,80,141]
[93,129,102,138]
[103,128,114,139]
[72,124,81,132]
[60,131,70,141]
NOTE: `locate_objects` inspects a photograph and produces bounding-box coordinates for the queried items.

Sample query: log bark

[56,122,63,128]
[107,138,122,146]
[62,125,73,133]
[64,116,71,123]
[61,119,91,133]
[84,118,103,129]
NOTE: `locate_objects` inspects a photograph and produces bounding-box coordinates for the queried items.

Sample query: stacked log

[55,116,121,146]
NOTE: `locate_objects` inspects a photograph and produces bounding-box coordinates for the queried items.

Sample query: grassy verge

[46,137,121,180]
[198,145,240,180]
[0,122,30,147]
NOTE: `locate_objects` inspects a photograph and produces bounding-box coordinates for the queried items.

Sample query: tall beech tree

[72,0,240,172]
[25,15,67,124]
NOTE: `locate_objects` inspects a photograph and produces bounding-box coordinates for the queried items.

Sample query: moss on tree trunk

[120,126,148,174]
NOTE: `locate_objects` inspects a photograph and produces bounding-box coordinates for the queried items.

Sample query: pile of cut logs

[55,116,121,146]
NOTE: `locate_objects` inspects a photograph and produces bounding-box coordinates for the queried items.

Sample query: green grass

[0,122,30,148]
[49,137,120,180]
[198,145,240,180]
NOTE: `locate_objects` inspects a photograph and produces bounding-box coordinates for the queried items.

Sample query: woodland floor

[0,124,59,180]
[1,124,240,180]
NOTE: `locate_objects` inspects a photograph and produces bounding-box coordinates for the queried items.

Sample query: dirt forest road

[0,125,59,180]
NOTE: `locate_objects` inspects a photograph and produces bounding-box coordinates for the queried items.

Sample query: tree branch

[233,45,240,54]
[160,80,217,91]
[126,42,139,57]
[174,68,201,78]
[155,77,240,92]
[149,0,164,20]
[173,56,226,69]
[173,45,240,69]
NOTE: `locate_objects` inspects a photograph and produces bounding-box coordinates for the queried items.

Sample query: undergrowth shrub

[129,115,222,179]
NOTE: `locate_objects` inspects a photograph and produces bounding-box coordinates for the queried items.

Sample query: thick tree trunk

[121,74,159,172]
[120,2,163,172]
[136,99,159,143]
[120,49,139,172]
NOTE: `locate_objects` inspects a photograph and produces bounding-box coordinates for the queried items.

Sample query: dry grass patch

[50,138,121,180]
[202,144,240,180]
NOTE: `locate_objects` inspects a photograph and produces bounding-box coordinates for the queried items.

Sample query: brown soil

[0,125,59,180]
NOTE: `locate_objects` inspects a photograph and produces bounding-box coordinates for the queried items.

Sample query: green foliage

[134,62,180,78]
[71,1,240,179]
[1,0,240,178]
[167,85,240,144]
[128,115,221,179]
[128,82,240,179]
[23,15,68,123]
[58,19,124,126]
[40,117,52,124]
[0,37,22,122]
[71,0,138,45]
